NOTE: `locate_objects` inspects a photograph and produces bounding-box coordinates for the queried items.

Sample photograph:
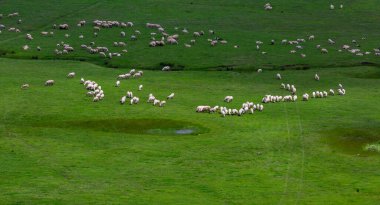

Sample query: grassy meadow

[1,0,380,204]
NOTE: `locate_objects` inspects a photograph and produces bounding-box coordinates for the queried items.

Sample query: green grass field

[1,1,380,204]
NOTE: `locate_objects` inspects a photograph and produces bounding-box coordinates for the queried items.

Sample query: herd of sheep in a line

[1,4,380,61]
[20,66,346,118]
[195,72,346,117]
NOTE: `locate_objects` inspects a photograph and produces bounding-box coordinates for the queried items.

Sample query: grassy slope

[0,0,380,70]
[0,58,380,204]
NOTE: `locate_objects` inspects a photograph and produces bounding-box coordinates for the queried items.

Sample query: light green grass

[1,0,380,204]
[0,58,380,204]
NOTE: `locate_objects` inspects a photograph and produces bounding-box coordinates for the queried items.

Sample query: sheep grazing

[321,48,328,53]
[80,78,85,84]
[59,24,69,30]
[153,99,160,106]
[286,84,291,90]
[159,101,166,107]
[133,72,142,78]
[126,91,133,98]
[167,93,175,99]
[309,35,315,40]
[147,94,156,103]
[21,84,29,89]
[67,72,75,78]
[196,105,211,113]
[328,39,335,44]
[224,96,233,103]
[314,73,320,81]
[120,96,126,104]
[22,45,29,51]
[162,66,171,71]
[78,20,86,27]
[257,69,263,73]
[138,85,143,91]
[329,89,335,96]
[45,80,55,86]
[302,93,309,101]
[276,73,282,80]
[338,88,346,95]
[264,3,273,10]
[340,4,343,9]
[167,37,178,45]
[25,34,33,40]
[115,80,120,87]
[130,97,140,105]
[7,12,19,17]
[290,85,296,94]
[330,4,335,10]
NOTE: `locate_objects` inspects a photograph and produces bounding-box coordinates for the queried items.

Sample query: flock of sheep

[195,72,346,117]
[20,66,347,118]
[2,4,378,62]
[21,66,176,110]
[3,6,351,118]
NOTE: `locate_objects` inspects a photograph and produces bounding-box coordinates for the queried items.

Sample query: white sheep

[302,93,309,101]
[138,85,143,91]
[67,72,75,78]
[130,97,140,104]
[162,66,170,71]
[21,84,29,89]
[315,73,320,81]
[159,101,166,107]
[167,93,175,99]
[120,96,126,104]
[147,94,156,103]
[126,91,133,98]
[224,96,233,103]
[153,99,160,106]
[196,106,211,113]
[45,80,55,86]
[329,89,335,96]
[115,81,120,87]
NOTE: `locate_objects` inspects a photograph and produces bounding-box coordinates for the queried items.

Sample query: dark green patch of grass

[31,118,207,136]
[323,128,380,156]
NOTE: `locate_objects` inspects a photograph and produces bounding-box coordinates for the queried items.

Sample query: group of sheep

[3,11,379,61]
[117,69,144,80]
[5,12,233,56]
[330,4,344,10]
[120,90,175,107]
[81,77,105,102]
[196,101,265,117]
[120,91,139,105]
